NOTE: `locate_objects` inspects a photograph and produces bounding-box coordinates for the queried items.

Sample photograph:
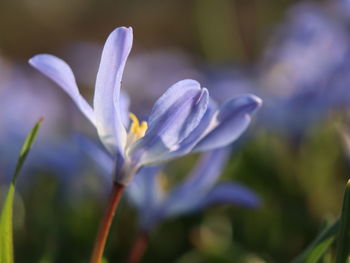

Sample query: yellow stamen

[129,113,148,140]
[139,121,148,137]
[129,113,140,134]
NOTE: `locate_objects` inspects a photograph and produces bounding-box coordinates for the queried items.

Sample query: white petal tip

[250,95,263,108]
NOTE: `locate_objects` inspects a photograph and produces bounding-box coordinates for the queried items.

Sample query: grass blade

[335,180,350,263]
[0,118,43,263]
[292,219,339,263]
[12,117,43,182]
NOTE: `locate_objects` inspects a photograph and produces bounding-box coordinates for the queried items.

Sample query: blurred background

[1,0,350,262]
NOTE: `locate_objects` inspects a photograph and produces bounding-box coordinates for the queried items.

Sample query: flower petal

[173,148,230,195]
[193,94,262,152]
[29,54,96,125]
[94,27,133,155]
[120,90,130,127]
[159,149,229,218]
[166,99,217,159]
[161,182,259,219]
[197,183,260,209]
[127,167,166,230]
[129,79,209,165]
[127,166,161,209]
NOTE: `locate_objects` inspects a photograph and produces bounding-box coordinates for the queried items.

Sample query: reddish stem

[127,232,149,263]
[90,182,125,263]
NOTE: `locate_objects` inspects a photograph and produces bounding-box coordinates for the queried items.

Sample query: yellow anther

[129,113,140,134]
[139,121,148,137]
[129,113,148,140]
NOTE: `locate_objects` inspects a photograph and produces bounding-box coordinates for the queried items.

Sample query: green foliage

[292,179,350,263]
[0,118,43,263]
[292,220,339,263]
[0,185,15,263]
[336,181,350,263]
[12,118,43,183]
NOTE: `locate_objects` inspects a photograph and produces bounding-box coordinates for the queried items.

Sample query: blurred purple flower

[127,148,259,232]
[195,3,350,138]
[29,26,262,185]
[257,3,350,135]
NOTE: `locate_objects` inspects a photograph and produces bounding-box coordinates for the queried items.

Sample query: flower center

[126,113,148,146]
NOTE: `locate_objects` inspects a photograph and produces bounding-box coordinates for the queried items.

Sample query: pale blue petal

[129,79,209,165]
[162,182,259,219]
[127,167,168,231]
[120,90,130,127]
[166,99,217,159]
[193,94,262,152]
[127,166,162,210]
[29,54,96,125]
[147,79,201,126]
[197,183,260,209]
[173,148,230,195]
[94,27,133,155]
[146,79,208,146]
[159,149,229,218]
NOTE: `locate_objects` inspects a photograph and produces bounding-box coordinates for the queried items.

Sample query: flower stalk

[127,232,149,263]
[90,182,125,263]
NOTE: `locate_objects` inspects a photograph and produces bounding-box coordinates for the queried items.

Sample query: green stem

[292,219,339,263]
[336,180,350,263]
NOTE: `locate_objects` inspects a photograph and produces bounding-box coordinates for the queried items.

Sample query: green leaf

[292,219,339,263]
[0,118,43,263]
[13,118,43,183]
[336,180,350,263]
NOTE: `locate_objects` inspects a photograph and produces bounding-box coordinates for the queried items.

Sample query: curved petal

[173,148,230,195]
[193,94,262,152]
[94,27,133,155]
[126,166,165,230]
[162,182,260,219]
[127,166,162,209]
[147,79,202,127]
[197,183,260,209]
[129,79,209,165]
[166,99,217,159]
[159,149,230,219]
[29,54,96,125]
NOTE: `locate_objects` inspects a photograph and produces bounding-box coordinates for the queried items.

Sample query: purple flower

[29,27,262,185]
[257,3,350,135]
[127,148,260,231]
